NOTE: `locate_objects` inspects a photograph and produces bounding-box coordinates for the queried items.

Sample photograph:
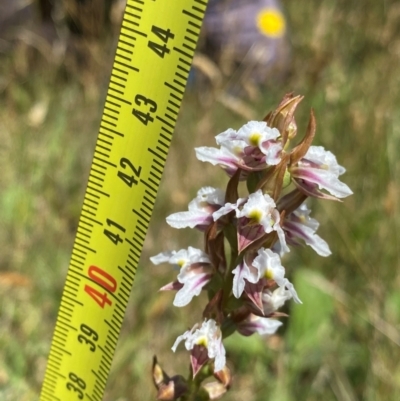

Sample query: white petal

[187,246,211,263]
[295,146,353,199]
[237,314,283,336]
[275,225,290,255]
[296,167,353,198]
[304,146,345,176]
[259,141,283,165]
[212,342,226,372]
[195,146,238,169]
[215,128,238,145]
[294,223,331,257]
[237,190,276,220]
[212,204,235,221]
[262,287,292,314]
[282,278,302,304]
[169,247,210,267]
[306,234,331,257]
[254,317,283,336]
[253,248,285,282]
[237,121,280,145]
[231,260,248,298]
[212,198,245,221]
[171,331,188,352]
[150,251,175,265]
[173,274,210,307]
[196,186,225,206]
[166,210,211,228]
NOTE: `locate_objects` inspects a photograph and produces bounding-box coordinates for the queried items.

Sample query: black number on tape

[104,218,126,245]
[118,157,142,187]
[132,94,157,125]
[77,324,99,352]
[148,25,175,58]
[66,372,86,399]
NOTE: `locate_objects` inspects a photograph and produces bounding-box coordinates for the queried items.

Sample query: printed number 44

[148,25,175,58]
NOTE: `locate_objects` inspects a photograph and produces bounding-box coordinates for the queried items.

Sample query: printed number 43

[132,94,157,126]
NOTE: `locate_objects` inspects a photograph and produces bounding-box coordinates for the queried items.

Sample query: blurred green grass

[1,0,400,400]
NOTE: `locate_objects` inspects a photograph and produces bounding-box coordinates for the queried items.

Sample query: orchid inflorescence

[151,94,352,400]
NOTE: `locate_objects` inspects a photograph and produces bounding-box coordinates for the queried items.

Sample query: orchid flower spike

[151,93,353,400]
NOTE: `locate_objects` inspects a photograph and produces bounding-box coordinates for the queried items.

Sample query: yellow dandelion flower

[256,8,286,38]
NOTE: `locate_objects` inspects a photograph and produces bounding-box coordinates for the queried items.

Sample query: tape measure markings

[40,1,208,400]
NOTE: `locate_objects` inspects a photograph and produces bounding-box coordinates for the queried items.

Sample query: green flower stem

[181,365,213,401]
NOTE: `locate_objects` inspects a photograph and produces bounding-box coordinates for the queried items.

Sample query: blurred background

[1,0,400,400]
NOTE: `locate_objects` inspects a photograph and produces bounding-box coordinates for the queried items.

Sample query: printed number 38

[66,372,86,399]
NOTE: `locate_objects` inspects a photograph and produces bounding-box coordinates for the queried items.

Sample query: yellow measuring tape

[40,1,208,399]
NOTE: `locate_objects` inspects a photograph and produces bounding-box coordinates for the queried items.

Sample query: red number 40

[84,265,117,308]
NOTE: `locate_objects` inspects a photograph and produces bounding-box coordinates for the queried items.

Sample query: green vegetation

[1,1,400,400]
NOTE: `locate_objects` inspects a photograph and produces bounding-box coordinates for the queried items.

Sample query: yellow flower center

[177,259,186,268]
[264,269,273,280]
[248,210,262,223]
[232,144,244,155]
[299,215,307,224]
[249,132,261,146]
[196,336,208,347]
[256,8,286,38]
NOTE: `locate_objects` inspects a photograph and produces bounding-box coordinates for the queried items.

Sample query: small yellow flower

[256,8,286,38]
